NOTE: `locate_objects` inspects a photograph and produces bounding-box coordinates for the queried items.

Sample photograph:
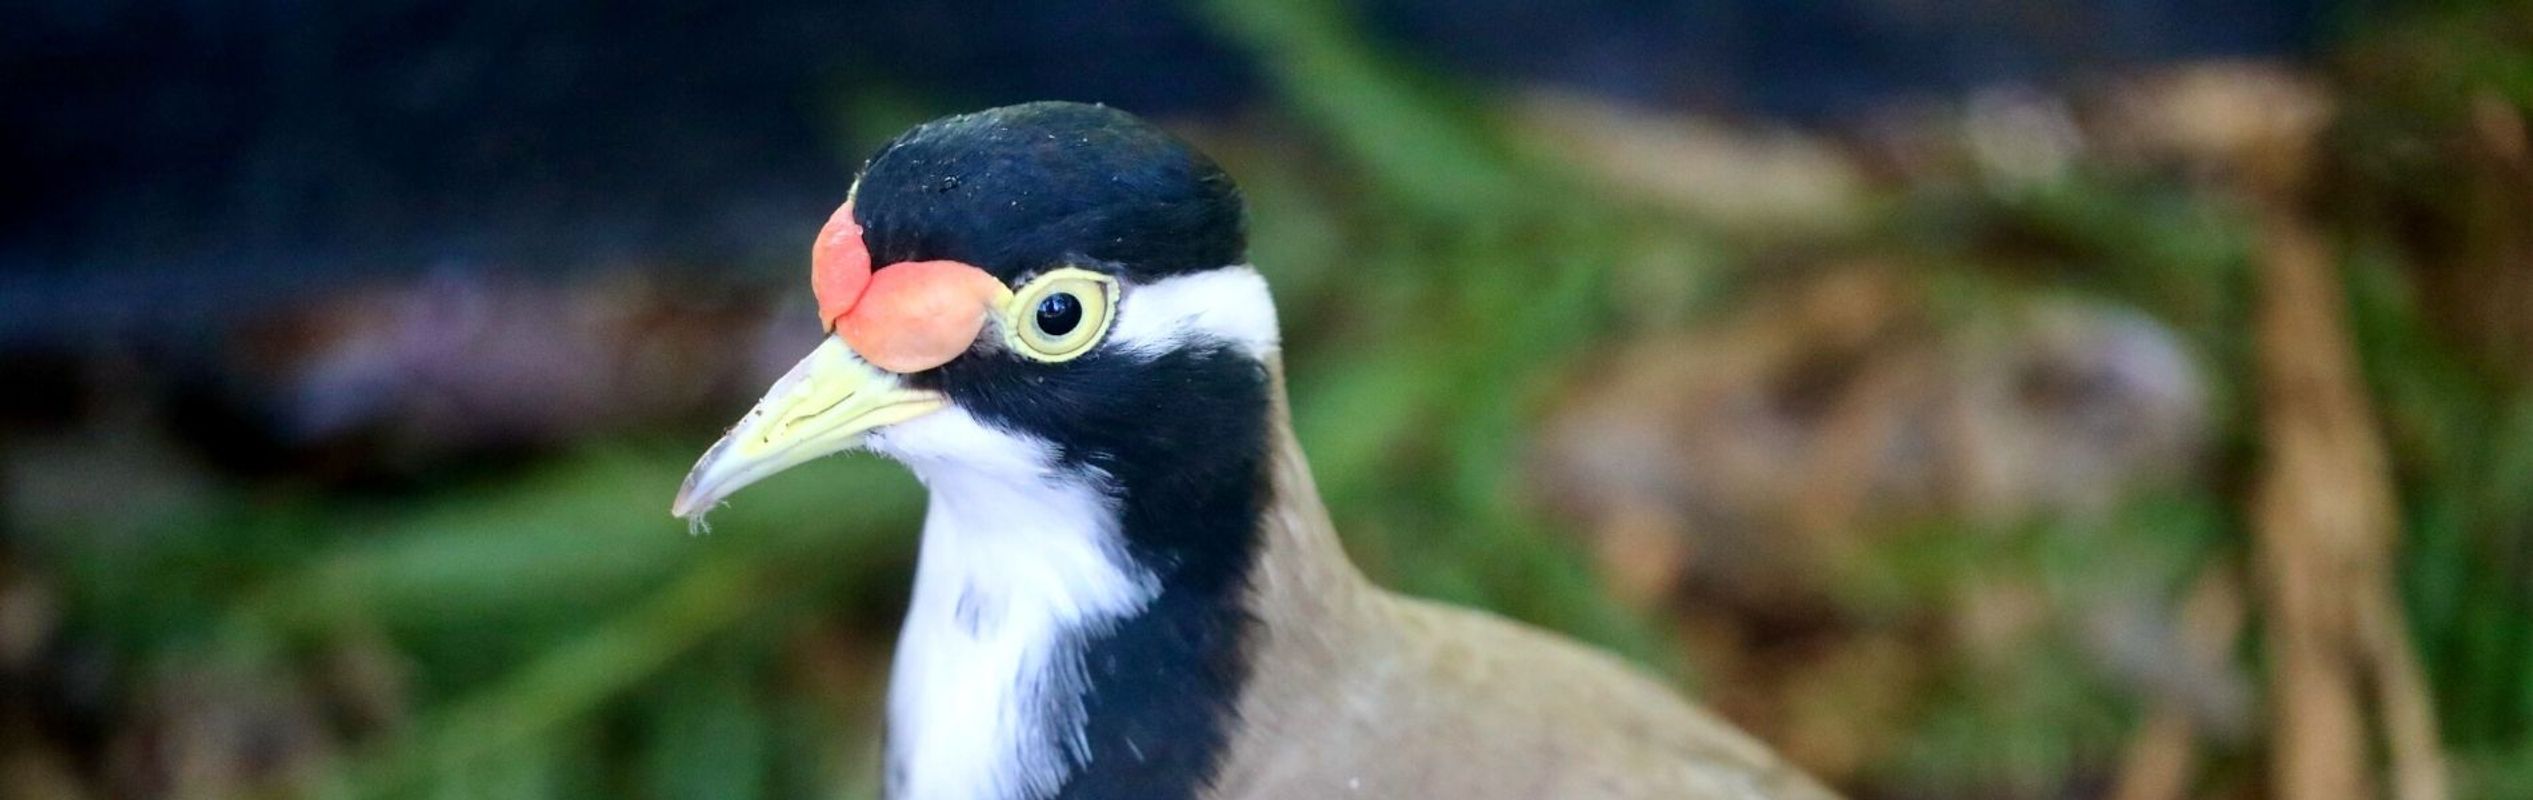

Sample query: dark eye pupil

[1035,293,1083,336]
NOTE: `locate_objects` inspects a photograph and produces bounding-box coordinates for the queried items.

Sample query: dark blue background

[0,0,2331,345]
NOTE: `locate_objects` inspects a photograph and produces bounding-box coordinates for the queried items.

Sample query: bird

[671,101,1840,800]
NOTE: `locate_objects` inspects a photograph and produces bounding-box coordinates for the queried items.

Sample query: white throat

[873,409,1156,800]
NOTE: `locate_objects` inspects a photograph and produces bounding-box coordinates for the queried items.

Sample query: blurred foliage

[6,0,2530,798]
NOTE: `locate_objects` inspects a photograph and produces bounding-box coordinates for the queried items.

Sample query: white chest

[880,448,1154,800]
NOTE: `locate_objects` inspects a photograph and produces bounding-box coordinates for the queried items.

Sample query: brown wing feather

[1205,370,1841,799]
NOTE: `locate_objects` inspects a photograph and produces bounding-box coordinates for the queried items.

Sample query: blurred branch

[2248,198,2448,800]
[2250,206,2381,800]
[2364,585,2450,800]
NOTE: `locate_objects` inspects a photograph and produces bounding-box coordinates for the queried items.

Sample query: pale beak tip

[670,466,720,520]
[670,434,738,519]
[670,483,726,535]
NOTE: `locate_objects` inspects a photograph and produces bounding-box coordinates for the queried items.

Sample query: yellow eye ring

[1003,267,1118,362]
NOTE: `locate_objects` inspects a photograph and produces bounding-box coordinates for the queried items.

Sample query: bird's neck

[885,366,1357,800]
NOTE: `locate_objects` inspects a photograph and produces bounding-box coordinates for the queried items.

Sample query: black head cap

[849,102,1246,284]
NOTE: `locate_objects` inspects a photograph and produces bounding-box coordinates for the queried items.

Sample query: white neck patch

[870,409,1156,800]
[1108,264,1281,359]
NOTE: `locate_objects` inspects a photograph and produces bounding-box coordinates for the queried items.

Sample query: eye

[1004,267,1117,362]
[1036,293,1082,336]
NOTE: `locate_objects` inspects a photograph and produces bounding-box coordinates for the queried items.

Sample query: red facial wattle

[810,201,1011,374]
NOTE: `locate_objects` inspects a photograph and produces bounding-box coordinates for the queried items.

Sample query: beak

[671,335,947,518]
